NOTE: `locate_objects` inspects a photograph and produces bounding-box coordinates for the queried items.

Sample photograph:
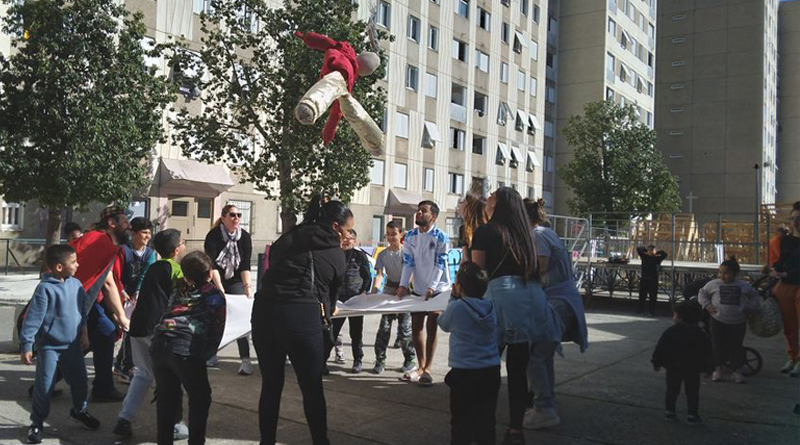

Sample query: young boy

[113,228,188,439]
[20,245,100,444]
[438,261,500,445]
[372,221,416,374]
[651,301,712,425]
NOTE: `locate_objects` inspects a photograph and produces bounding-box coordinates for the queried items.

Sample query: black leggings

[252,304,329,445]
[503,343,531,430]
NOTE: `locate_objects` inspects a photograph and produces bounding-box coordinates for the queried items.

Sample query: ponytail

[523,197,549,227]
[302,193,353,228]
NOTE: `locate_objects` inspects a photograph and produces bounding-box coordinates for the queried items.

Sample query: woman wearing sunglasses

[204,204,254,375]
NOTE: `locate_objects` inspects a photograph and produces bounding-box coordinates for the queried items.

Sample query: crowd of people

[15,193,800,445]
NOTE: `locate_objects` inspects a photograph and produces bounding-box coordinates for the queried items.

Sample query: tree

[559,100,681,218]
[0,0,174,249]
[171,0,387,230]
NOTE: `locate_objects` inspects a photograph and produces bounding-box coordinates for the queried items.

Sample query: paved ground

[0,296,798,445]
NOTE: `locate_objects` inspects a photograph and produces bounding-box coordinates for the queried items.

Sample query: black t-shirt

[471,223,524,279]
[776,235,800,285]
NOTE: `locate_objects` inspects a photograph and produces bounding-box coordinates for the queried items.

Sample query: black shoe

[27,424,42,444]
[665,411,677,421]
[502,429,524,445]
[113,418,133,437]
[91,388,125,403]
[70,408,101,430]
[351,360,363,374]
[687,414,704,426]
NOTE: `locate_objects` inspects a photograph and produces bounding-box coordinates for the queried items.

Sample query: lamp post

[754,163,761,257]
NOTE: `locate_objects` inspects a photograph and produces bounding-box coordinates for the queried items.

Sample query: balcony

[450,103,467,123]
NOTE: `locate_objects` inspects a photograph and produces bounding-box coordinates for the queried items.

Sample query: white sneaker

[711,368,723,382]
[173,421,189,440]
[780,360,797,374]
[238,359,253,376]
[732,371,745,384]
[790,362,800,378]
[523,407,561,430]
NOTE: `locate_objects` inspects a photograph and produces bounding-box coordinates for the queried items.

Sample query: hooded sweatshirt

[438,296,500,369]
[20,275,88,353]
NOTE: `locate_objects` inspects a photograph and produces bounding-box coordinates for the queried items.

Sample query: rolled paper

[339,93,385,156]
[294,71,348,125]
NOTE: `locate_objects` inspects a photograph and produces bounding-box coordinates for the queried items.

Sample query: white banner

[218,291,451,350]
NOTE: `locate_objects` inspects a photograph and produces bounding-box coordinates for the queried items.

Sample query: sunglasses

[227,213,242,218]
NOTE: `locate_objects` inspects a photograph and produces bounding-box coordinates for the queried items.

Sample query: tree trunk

[41,208,63,274]
[278,157,297,232]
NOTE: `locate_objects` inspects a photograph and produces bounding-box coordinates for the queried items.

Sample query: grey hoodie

[698,279,760,325]
[438,296,500,369]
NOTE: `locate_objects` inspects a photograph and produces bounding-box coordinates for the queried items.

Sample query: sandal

[399,370,420,383]
[419,371,434,387]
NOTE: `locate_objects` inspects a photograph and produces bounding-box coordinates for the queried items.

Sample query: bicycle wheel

[741,346,763,377]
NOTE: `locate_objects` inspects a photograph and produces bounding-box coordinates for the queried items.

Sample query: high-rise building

[655,0,779,215]
[777,0,800,203]
[553,0,657,215]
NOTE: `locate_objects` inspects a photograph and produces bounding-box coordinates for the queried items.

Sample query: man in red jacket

[71,206,130,402]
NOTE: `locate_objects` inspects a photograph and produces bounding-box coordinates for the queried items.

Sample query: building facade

[553,0,658,214]
[655,0,780,215]
[777,0,800,203]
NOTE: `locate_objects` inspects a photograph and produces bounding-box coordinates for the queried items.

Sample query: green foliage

[559,101,681,217]
[0,0,173,217]
[171,0,388,228]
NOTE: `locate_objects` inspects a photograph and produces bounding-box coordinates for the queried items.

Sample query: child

[698,256,760,383]
[372,221,416,374]
[114,228,187,438]
[63,221,83,243]
[20,245,100,444]
[149,251,226,445]
[438,262,500,445]
[651,301,712,425]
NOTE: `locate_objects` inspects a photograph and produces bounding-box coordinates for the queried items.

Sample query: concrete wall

[777,0,800,202]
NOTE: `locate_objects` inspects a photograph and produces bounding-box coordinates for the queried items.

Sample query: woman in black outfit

[204,204,254,374]
[252,196,353,445]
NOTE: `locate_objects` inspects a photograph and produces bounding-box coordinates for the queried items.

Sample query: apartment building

[553,0,658,215]
[777,0,800,203]
[655,0,780,215]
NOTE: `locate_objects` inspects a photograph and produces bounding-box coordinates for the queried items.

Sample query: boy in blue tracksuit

[438,261,501,445]
[20,245,100,444]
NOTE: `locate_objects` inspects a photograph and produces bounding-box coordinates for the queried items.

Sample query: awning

[510,145,523,162]
[515,31,527,47]
[423,121,441,142]
[527,150,541,167]
[387,189,425,213]
[529,114,542,131]
[497,142,510,160]
[620,63,630,79]
[516,109,528,123]
[153,158,234,198]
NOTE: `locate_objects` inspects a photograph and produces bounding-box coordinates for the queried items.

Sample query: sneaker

[69,408,100,430]
[173,421,189,440]
[334,354,346,364]
[352,360,363,374]
[206,355,220,367]
[780,360,797,374]
[114,366,134,385]
[238,358,253,376]
[732,371,745,384]
[90,388,125,403]
[790,362,800,378]
[687,414,704,426]
[113,418,133,438]
[27,424,42,444]
[372,362,385,375]
[664,411,677,422]
[401,359,417,374]
[711,368,723,382]
[523,407,561,430]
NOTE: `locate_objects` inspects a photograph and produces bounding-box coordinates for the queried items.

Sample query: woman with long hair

[204,204,254,374]
[252,195,353,445]
[523,197,588,429]
[470,187,562,445]
[458,193,488,262]
[770,204,800,377]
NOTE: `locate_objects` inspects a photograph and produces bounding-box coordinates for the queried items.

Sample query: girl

[698,256,759,383]
[458,193,489,263]
[149,252,226,445]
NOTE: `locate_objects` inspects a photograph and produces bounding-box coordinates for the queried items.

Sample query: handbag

[748,294,783,338]
[309,252,335,344]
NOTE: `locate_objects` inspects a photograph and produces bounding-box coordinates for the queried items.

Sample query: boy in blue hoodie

[20,245,100,444]
[438,261,501,445]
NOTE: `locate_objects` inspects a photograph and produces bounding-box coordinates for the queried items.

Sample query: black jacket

[775,235,800,285]
[254,224,345,317]
[129,260,180,338]
[339,249,372,302]
[637,246,667,281]
[651,322,713,373]
[204,227,253,287]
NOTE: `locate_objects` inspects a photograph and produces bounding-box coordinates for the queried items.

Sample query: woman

[458,193,488,262]
[470,187,562,445]
[252,195,352,445]
[769,204,800,377]
[523,198,588,429]
[204,204,254,375]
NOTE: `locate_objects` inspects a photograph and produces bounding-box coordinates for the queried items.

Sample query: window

[451,127,466,150]
[621,0,628,14]
[445,218,459,240]
[515,111,526,132]
[422,121,441,147]
[608,18,616,36]
[226,200,252,232]
[451,83,467,106]
[496,142,508,165]
[530,40,539,60]
[672,14,686,21]
[533,5,540,24]
[472,135,486,155]
[670,107,685,113]
[606,87,615,101]
[501,22,510,44]
[497,101,512,125]
[407,15,420,42]
[196,199,212,219]
[452,39,468,62]
[478,8,491,31]
[428,25,439,51]
[128,199,148,220]
[520,0,529,16]
[527,186,535,198]
[475,50,490,72]
[395,111,409,138]
[456,0,469,19]
[376,1,391,28]
[671,61,685,67]
[672,37,686,44]
[606,52,615,81]
[424,168,435,192]
[544,120,554,138]
[1,200,23,231]
[171,200,189,217]
[394,162,408,189]
[670,84,685,90]
[648,23,655,41]
[546,85,556,103]
[619,63,628,83]
[513,32,524,53]
[370,159,385,185]
[448,173,464,194]
[500,62,509,83]
[647,81,653,96]
[530,76,538,96]
[406,65,419,91]
[501,0,510,6]
[670,131,684,136]
[517,69,526,91]
[425,72,437,98]
[474,91,488,116]
[372,216,385,243]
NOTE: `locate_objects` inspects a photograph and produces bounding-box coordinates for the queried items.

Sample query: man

[636,244,668,316]
[71,206,131,402]
[397,201,451,387]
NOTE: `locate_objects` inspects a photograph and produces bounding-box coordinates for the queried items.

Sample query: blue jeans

[527,299,573,410]
[31,341,88,425]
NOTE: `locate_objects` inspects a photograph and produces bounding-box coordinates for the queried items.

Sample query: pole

[754,163,761,265]
[670,212,676,303]
[5,239,9,276]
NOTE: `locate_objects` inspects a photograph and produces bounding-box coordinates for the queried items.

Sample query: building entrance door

[168,196,214,238]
